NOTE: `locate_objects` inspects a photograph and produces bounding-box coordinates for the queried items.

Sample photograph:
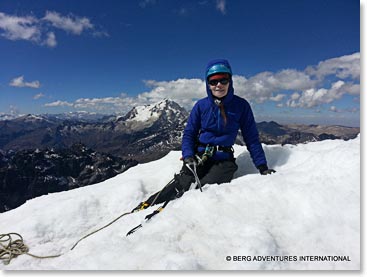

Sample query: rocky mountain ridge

[255,121,359,145]
[0,143,138,212]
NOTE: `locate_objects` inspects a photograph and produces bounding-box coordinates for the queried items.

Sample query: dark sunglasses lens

[209,79,229,86]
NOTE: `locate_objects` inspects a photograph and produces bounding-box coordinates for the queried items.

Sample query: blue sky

[0,0,360,126]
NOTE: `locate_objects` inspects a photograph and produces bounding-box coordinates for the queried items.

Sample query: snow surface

[0,137,360,270]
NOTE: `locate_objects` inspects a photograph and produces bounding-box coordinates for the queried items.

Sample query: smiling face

[208,73,230,99]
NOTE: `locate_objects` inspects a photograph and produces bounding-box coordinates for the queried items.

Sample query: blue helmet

[206,59,232,79]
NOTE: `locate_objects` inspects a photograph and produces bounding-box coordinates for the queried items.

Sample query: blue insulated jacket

[182,59,267,168]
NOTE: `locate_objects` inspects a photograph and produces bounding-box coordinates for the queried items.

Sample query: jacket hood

[205,59,234,105]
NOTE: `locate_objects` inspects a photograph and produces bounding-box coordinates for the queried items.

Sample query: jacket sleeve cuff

[257,164,268,174]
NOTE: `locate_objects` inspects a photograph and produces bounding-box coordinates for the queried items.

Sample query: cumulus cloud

[9,76,41,88]
[233,69,317,104]
[233,53,359,109]
[0,11,104,47]
[139,78,206,107]
[0,12,40,42]
[305,52,360,80]
[287,80,360,108]
[44,52,360,114]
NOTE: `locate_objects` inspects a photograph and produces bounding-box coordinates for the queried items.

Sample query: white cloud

[139,78,206,108]
[0,11,102,47]
[43,11,93,35]
[43,79,206,114]
[216,0,227,15]
[0,12,40,42]
[329,105,359,114]
[45,94,140,114]
[287,80,360,108]
[44,52,360,114]
[233,69,317,104]
[305,52,360,80]
[44,32,57,47]
[44,100,74,107]
[9,76,41,88]
[291,92,301,100]
[233,52,359,109]
[270,94,287,102]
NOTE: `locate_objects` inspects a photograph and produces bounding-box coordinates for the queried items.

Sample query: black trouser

[145,158,238,206]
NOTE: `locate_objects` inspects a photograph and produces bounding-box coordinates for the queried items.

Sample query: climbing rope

[0,210,133,265]
[0,233,61,265]
[70,211,131,250]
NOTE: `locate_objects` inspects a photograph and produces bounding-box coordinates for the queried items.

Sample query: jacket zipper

[217,107,221,134]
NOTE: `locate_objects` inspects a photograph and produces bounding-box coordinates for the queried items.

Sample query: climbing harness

[195,145,215,166]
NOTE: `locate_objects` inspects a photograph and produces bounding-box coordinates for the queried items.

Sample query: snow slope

[0,137,360,270]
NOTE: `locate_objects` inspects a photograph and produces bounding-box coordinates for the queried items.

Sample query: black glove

[184,157,197,167]
[257,164,276,175]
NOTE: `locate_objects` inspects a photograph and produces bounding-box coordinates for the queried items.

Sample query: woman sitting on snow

[133,59,275,212]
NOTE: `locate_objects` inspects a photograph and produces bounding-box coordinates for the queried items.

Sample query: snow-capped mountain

[0,137,360,270]
[113,98,188,132]
[123,98,186,123]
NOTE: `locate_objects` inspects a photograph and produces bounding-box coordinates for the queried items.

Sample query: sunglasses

[208,78,230,86]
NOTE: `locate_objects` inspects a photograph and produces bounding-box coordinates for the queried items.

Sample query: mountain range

[0,99,360,212]
[0,99,359,162]
[0,99,188,162]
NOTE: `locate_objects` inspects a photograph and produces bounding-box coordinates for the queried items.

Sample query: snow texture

[0,137,360,270]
